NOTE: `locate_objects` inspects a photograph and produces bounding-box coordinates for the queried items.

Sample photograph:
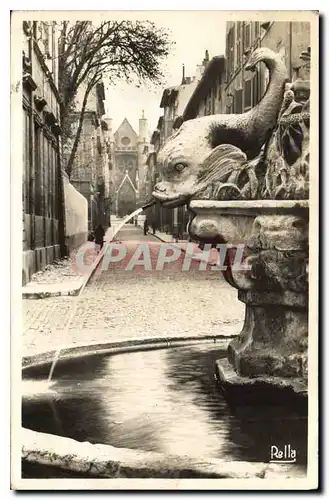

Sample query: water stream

[47,205,153,385]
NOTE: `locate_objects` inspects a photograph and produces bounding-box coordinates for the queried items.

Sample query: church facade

[107,114,150,217]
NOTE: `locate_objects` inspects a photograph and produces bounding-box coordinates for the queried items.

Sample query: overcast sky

[104,11,226,136]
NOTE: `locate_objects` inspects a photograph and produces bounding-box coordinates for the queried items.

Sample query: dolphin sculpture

[153,48,289,207]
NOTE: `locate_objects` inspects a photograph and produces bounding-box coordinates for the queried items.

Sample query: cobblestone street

[23,225,244,357]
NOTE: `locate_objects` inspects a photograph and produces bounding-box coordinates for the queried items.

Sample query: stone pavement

[22,223,244,357]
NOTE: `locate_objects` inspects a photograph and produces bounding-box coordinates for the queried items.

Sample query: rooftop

[182,55,225,121]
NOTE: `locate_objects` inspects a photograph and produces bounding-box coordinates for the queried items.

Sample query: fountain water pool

[22,341,307,478]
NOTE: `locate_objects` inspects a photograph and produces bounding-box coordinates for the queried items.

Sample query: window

[43,137,48,217]
[234,88,243,114]
[243,22,251,51]
[34,123,42,215]
[121,136,131,146]
[244,79,252,110]
[52,147,58,219]
[235,21,242,70]
[253,71,260,106]
[48,140,53,219]
[43,22,50,56]
[37,22,51,58]
[204,89,213,116]
[236,39,242,67]
[23,107,31,213]
[226,27,235,80]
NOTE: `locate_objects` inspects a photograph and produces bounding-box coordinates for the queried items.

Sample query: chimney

[203,50,210,66]
[182,64,186,84]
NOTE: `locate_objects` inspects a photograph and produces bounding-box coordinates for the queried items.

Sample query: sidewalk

[22,226,116,299]
[135,219,188,246]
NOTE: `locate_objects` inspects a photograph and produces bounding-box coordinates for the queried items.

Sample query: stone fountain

[20,47,311,481]
[153,47,310,406]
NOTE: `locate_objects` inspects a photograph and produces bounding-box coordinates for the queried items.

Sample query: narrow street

[23,223,244,357]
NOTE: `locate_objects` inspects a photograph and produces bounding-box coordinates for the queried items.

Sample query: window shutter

[244,79,252,110]
[253,72,259,106]
[234,88,243,114]
[243,22,251,51]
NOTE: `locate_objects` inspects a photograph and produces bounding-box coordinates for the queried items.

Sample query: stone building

[150,22,311,241]
[147,68,199,239]
[181,55,225,121]
[223,21,311,114]
[181,22,310,123]
[105,115,150,217]
[69,82,111,230]
[22,21,65,284]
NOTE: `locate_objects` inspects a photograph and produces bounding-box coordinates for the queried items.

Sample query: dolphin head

[152,119,212,208]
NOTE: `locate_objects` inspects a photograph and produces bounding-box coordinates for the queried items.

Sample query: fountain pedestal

[188,200,309,406]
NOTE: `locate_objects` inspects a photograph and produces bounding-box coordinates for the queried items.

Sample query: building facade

[149,22,311,241]
[223,21,311,115]
[105,115,150,217]
[148,68,200,239]
[69,82,111,230]
[22,21,65,284]
[182,53,225,121]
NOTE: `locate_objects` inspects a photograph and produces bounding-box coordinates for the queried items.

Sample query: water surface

[22,343,307,476]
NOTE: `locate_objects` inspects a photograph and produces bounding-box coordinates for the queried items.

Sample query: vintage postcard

[11,9,319,490]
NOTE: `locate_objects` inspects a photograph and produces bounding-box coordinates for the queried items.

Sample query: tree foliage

[57,20,172,177]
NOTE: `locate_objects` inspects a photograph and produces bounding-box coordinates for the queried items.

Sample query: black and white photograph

[11,9,318,490]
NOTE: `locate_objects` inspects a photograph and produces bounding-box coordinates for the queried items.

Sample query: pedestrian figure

[94,224,105,250]
[88,231,95,242]
[143,218,149,235]
[151,219,156,235]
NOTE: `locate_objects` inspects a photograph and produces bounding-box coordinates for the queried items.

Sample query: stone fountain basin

[188,200,309,246]
[187,199,309,393]
[21,335,307,480]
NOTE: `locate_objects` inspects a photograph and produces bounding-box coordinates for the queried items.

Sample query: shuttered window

[226,27,235,80]
[253,71,260,106]
[235,21,242,71]
[244,79,252,110]
[243,22,251,51]
[23,106,31,214]
[43,137,48,217]
[234,88,243,114]
[34,123,42,215]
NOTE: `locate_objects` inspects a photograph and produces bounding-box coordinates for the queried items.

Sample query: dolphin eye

[175,163,186,173]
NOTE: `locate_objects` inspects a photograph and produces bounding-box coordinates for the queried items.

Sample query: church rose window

[121,136,131,146]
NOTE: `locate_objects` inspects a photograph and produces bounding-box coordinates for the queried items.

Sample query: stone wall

[63,173,88,253]
[22,22,64,284]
